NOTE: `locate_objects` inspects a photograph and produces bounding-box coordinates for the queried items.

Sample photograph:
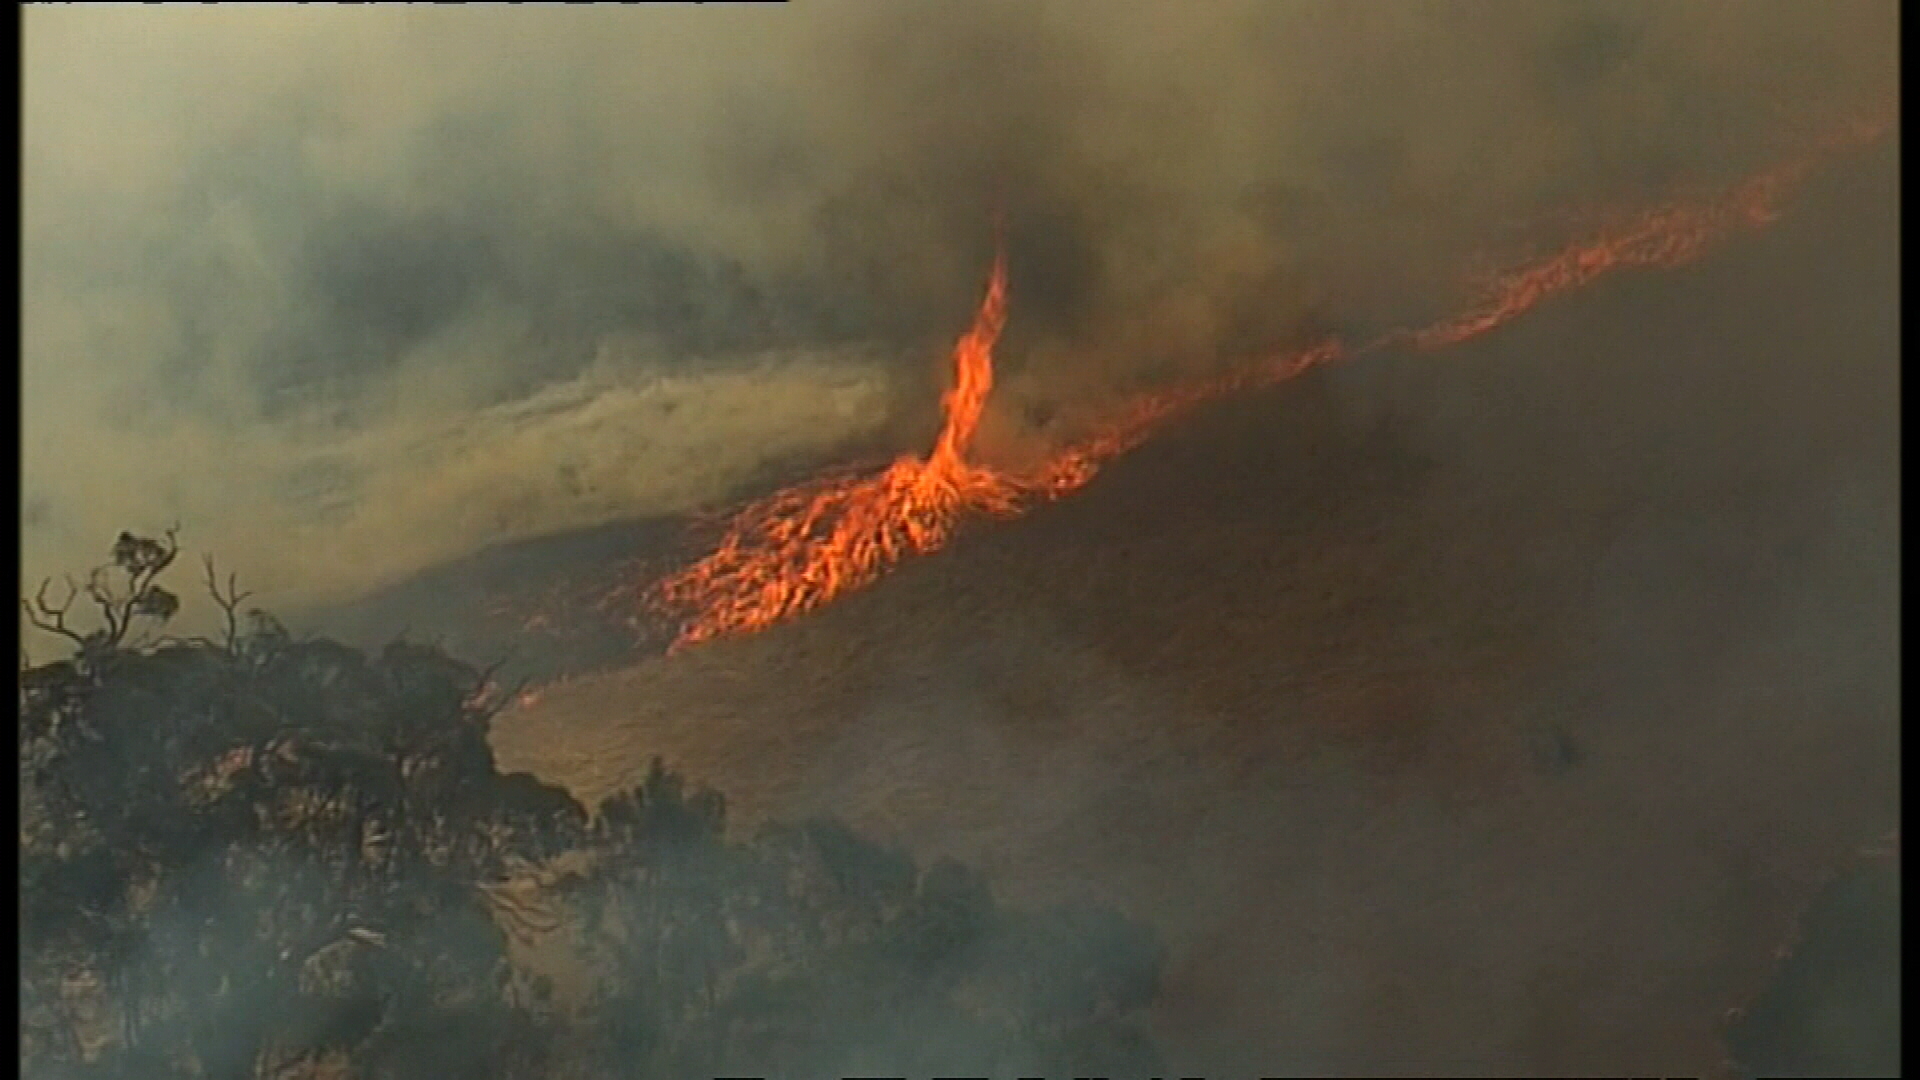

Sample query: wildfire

[1406,113,1892,351]
[1400,167,1791,350]
[647,252,1023,649]
[645,115,1890,652]
[1031,113,1893,499]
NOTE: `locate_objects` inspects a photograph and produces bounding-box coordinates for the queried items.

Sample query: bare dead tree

[95,526,182,647]
[203,554,255,655]
[20,576,92,651]
[23,527,188,660]
[144,555,261,660]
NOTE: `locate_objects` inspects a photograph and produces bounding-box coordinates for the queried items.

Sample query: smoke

[22,2,1895,617]
[490,118,1899,1070]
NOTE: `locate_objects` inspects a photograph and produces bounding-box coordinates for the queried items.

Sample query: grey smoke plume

[22,2,1895,620]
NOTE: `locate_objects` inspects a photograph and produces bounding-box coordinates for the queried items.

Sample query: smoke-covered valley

[490,133,1900,1072]
[22,5,1899,1074]
[22,2,1894,618]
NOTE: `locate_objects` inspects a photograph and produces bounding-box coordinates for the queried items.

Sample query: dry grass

[485,145,1899,1075]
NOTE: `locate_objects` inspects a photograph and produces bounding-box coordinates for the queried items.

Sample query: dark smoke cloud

[22,2,1895,624]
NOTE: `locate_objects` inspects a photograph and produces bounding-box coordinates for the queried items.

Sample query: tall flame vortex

[647,114,1890,652]
[647,251,1020,649]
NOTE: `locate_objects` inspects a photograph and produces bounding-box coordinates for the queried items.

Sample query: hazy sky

[22,2,1895,628]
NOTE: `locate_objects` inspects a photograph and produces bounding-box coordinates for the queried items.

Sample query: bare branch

[132,527,182,599]
[74,529,191,650]
[201,554,254,654]
[83,567,123,647]
[21,577,89,650]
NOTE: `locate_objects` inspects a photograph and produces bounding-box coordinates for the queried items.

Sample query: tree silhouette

[21,536,572,1078]
[20,532,1166,1079]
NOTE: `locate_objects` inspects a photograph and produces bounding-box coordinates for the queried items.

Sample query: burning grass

[644,114,1891,652]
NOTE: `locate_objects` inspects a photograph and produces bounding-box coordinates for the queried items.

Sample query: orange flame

[1403,114,1891,351]
[647,251,1021,649]
[644,115,1890,652]
[1032,113,1892,499]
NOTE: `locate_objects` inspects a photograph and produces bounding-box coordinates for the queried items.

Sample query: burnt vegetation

[20,533,1166,1079]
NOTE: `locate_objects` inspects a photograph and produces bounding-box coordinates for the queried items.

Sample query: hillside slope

[486,139,1899,1075]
